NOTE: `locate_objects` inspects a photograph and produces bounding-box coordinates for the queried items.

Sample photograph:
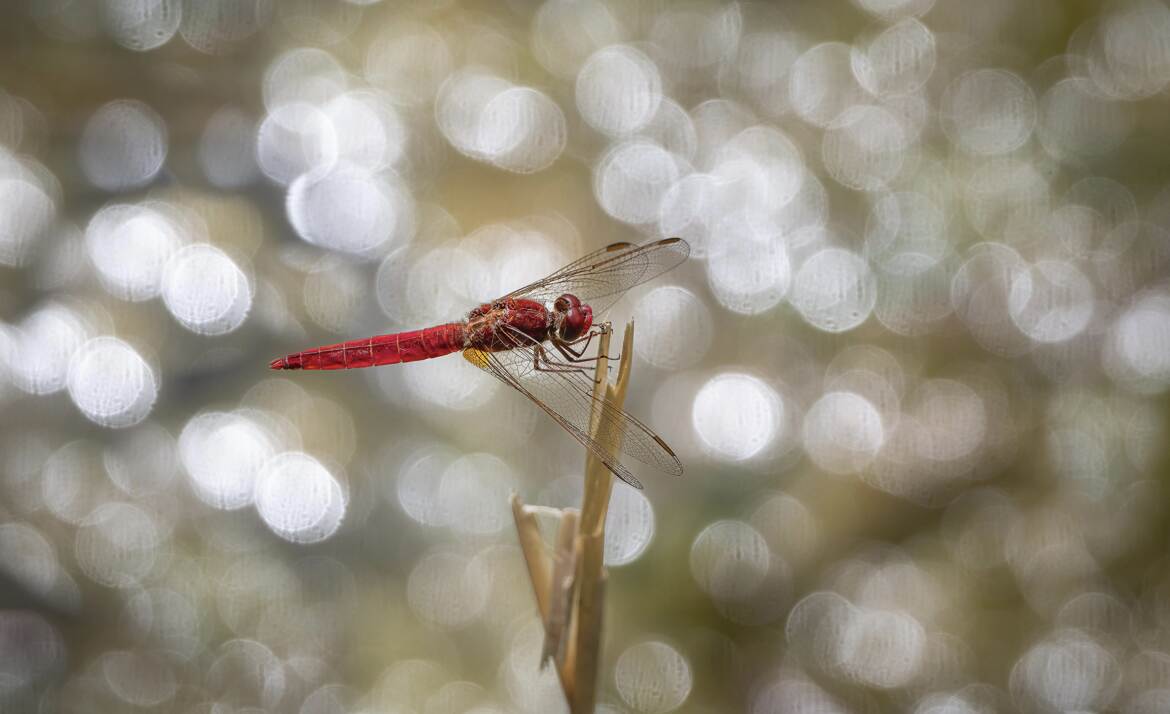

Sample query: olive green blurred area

[2,1,1170,713]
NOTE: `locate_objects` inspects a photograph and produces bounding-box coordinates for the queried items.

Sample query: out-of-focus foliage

[2,0,1170,712]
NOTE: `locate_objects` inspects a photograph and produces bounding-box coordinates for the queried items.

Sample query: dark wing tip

[617,471,644,489]
[604,241,636,252]
[662,236,691,256]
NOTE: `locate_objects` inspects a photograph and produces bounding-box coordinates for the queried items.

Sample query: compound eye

[559,307,586,340]
[554,293,581,312]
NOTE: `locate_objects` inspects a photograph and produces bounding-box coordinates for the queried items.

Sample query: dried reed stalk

[511,321,635,713]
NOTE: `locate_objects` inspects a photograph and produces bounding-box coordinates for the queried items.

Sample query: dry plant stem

[511,494,552,620]
[510,321,635,714]
[571,321,633,714]
[544,510,580,666]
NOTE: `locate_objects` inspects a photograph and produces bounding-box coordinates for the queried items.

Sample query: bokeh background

[2,0,1170,712]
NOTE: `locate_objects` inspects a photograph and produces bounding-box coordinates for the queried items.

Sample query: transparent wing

[501,237,690,316]
[464,337,683,489]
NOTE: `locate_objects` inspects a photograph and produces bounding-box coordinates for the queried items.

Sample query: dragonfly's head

[553,293,592,341]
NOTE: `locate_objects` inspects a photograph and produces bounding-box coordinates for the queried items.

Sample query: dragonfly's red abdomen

[271,323,465,370]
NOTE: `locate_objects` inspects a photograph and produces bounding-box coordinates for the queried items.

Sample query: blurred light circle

[9,302,90,395]
[1060,176,1137,259]
[75,501,161,588]
[1039,78,1133,162]
[789,42,867,127]
[256,102,339,186]
[791,248,876,332]
[836,607,927,688]
[614,641,692,713]
[692,373,782,461]
[706,232,791,315]
[435,69,513,160]
[533,0,624,80]
[909,379,986,462]
[1010,631,1120,711]
[42,440,115,526]
[162,244,251,335]
[79,100,168,191]
[397,442,459,527]
[1107,291,1170,393]
[852,18,936,96]
[262,47,347,111]
[179,0,269,54]
[303,256,365,334]
[365,21,453,106]
[950,242,1032,356]
[0,523,59,598]
[205,639,286,710]
[725,30,802,117]
[0,174,56,268]
[750,492,820,565]
[438,453,516,535]
[0,611,65,690]
[1008,260,1095,343]
[404,243,466,326]
[605,486,656,566]
[632,286,713,370]
[1097,0,1170,99]
[67,336,157,428]
[751,677,858,714]
[325,90,407,172]
[477,87,567,173]
[199,106,259,188]
[287,164,414,257]
[712,125,805,220]
[636,97,697,163]
[576,45,663,136]
[822,104,908,191]
[253,452,345,543]
[963,157,1050,240]
[802,391,884,474]
[179,411,275,510]
[505,621,569,711]
[595,141,681,225]
[274,0,360,46]
[104,423,178,498]
[102,649,177,707]
[873,253,953,336]
[658,172,732,258]
[85,203,184,301]
[940,69,1036,156]
[32,221,87,291]
[865,191,946,263]
[650,4,741,71]
[102,0,181,51]
[690,520,770,599]
[406,551,490,629]
[853,0,937,21]
[403,353,498,412]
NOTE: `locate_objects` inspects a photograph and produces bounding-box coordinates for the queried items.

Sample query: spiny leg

[553,328,621,362]
[532,345,589,375]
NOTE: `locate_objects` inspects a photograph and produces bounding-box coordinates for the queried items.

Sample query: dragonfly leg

[554,328,620,362]
[532,345,589,375]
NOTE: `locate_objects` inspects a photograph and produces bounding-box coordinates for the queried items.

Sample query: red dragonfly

[270,237,690,488]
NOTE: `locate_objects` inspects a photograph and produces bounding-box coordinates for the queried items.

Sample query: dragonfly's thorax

[464,298,552,352]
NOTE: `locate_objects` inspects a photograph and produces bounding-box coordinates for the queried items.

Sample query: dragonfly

[269,237,690,488]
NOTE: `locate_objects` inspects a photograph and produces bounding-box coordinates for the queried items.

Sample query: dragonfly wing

[501,237,690,316]
[464,338,682,489]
